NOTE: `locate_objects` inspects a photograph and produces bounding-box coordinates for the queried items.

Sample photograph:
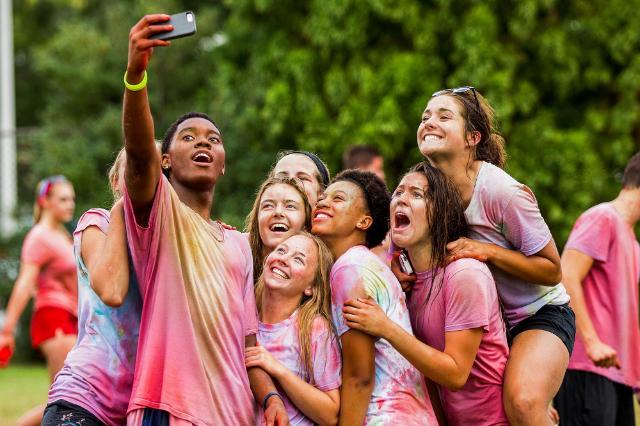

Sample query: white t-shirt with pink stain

[331,245,437,425]
[257,311,341,425]
[465,162,570,327]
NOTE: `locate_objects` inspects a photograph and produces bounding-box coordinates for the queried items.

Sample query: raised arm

[123,15,171,219]
[82,201,130,307]
[0,262,40,350]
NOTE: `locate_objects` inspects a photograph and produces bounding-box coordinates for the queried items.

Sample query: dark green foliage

[3,0,640,356]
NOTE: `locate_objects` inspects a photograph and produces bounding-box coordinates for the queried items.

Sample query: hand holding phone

[150,11,197,41]
[398,250,414,275]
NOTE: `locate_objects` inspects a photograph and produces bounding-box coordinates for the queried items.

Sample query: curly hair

[333,169,390,248]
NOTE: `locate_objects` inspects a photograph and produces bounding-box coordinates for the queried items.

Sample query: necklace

[209,220,225,243]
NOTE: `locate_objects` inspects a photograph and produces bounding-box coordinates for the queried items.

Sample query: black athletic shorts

[554,370,635,426]
[509,303,576,355]
[42,400,104,425]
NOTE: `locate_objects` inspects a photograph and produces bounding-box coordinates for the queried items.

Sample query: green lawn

[0,363,639,425]
[0,364,50,425]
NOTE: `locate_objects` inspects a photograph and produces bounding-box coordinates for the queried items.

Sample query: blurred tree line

[2,0,640,358]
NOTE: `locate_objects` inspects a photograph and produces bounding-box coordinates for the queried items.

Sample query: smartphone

[150,11,197,41]
[398,250,414,275]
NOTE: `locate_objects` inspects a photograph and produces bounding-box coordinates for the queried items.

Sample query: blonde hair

[108,148,127,200]
[255,231,335,381]
[245,176,312,281]
[108,142,161,201]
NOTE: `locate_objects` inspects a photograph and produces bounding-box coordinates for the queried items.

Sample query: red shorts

[30,307,78,348]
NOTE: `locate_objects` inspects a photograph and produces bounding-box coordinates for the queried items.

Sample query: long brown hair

[407,162,468,303]
[434,89,507,168]
[245,176,312,281]
[255,231,335,381]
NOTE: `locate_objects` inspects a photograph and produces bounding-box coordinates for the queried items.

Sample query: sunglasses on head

[432,86,480,111]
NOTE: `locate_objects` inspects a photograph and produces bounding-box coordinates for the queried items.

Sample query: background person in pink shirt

[122,14,287,425]
[0,175,76,426]
[416,87,574,426]
[246,232,341,425]
[245,176,312,283]
[343,162,510,425]
[554,152,640,425]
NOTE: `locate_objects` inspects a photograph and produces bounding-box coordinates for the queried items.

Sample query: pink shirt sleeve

[21,228,52,266]
[331,264,371,336]
[444,267,493,332]
[73,209,111,258]
[564,209,612,263]
[311,318,341,391]
[501,185,553,256]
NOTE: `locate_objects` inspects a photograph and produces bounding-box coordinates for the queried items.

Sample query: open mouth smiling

[269,223,290,233]
[271,266,289,279]
[192,151,213,164]
[422,134,443,143]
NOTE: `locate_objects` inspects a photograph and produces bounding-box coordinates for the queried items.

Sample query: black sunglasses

[432,86,480,111]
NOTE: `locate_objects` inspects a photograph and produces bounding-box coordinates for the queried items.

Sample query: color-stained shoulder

[75,208,111,235]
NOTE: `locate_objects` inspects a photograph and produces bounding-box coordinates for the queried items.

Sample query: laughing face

[417,94,471,162]
[390,172,430,250]
[162,117,225,190]
[263,234,318,298]
[311,180,369,240]
[258,183,308,252]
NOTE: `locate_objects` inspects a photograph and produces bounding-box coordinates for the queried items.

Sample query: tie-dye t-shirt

[21,223,77,315]
[465,162,569,326]
[257,311,341,425]
[48,209,142,426]
[409,258,509,426]
[331,245,437,425]
[565,203,640,391]
[123,176,258,425]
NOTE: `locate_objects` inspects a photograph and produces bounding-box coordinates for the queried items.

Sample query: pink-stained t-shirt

[21,223,77,315]
[123,176,258,425]
[565,203,640,391]
[409,258,509,426]
[465,162,570,326]
[331,245,437,425]
[256,311,341,425]
[49,209,142,426]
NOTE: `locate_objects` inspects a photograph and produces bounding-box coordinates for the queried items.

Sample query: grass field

[0,364,50,425]
[1,363,639,425]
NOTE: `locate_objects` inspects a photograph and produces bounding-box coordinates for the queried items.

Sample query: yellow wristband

[124,71,148,91]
